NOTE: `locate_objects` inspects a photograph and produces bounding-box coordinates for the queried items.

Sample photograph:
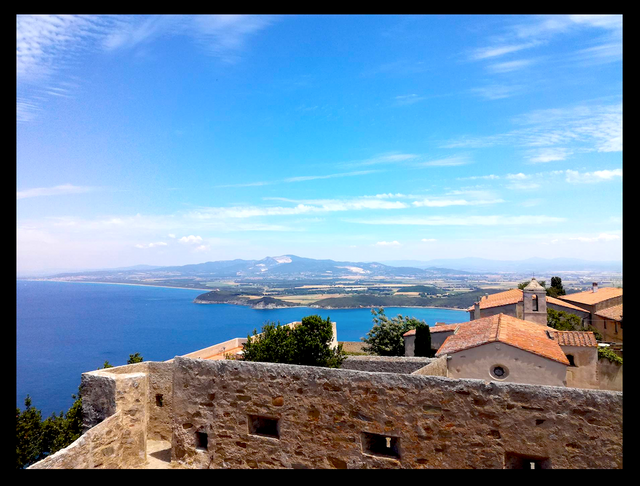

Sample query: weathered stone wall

[341,356,433,374]
[597,359,623,391]
[563,346,598,390]
[170,356,622,469]
[146,360,174,441]
[30,369,149,469]
[411,356,448,377]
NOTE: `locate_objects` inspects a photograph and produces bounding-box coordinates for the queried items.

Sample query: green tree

[547,276,566,298]
[16,388,83,469]
[413,322,434,357]
[362,308,424,356]
[102,360,114,369]
[242,315,346,368]
[16,396,44,469]
[547,308,581,331]
[127,353,144,364]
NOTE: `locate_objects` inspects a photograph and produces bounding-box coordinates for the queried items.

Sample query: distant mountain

[381,257,622,274]
[45,255,470,280]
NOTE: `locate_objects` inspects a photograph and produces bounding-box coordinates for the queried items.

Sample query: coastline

[20,279,466,312]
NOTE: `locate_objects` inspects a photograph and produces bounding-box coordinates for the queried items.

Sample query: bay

[16,280,469,416]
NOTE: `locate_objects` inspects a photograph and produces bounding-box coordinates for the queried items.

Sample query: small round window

[490,364,509,380]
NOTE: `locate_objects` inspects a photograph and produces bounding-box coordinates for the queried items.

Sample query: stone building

[593,304,623,343]
[467,279,605,327]
[435,314,570,387]
[557,284,623,330]
[29,354,623,470]
[26,317,622,470]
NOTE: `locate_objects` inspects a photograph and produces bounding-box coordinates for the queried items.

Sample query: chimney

[473,302,480,320]
[592,282,598,293]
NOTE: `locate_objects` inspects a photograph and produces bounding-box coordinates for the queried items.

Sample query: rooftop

[559,287,622,306]
[550,330,598,347]
[436,314,570,365]
[595,304,623,321]
[403,323,460,337]
[467,288,595,314]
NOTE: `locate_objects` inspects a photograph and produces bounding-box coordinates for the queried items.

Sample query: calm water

[16,280,468,416]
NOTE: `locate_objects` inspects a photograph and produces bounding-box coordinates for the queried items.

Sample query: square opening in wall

[504,451,550,469]
[196,431,208,451]
[248,414,280,439]
[155,394,163,407]
[362,432,400,459]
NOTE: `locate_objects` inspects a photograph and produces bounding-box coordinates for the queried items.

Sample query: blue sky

[17,14,623,274]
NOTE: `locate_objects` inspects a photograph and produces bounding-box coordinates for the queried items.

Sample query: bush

[598,346,622,365]
[241,315,346,368]
[362,308,426,356]
[16,389,82,469]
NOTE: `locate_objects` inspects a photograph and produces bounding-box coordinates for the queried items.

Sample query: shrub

[362,308,426,356]
[242,315,346,368]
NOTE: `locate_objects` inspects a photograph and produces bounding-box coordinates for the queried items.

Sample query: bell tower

[522,278,547,326]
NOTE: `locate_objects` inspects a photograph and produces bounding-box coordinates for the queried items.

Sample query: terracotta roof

[466,288,524,311]
[549,330,597,347]
[403,323,460,337]
[546,296,591,313]
[559,287,622,306]
[595,304,623,321]
[436,314,570,365]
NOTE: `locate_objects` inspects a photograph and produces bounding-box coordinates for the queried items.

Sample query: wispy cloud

[17,15,278,122]
[375,240,401,247]
[347,215,566,226]
[413,155,473,167]
[393,94,427,106]
[564,168,622,184]
[17,183,95,200]
[470,84,525,100]
[470,41,541,60]
[442,101,622,158]
[487,59,536,73]
[217,170,380,188]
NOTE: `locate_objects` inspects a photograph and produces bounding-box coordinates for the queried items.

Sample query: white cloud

[569,233,620,243]
[470,84,525,100]
[17,183,94,200]
[487,59,535,73]
[421,238,437,242]
[135,241,168,249]
[179,235,203,244]
[349,215,566,226]
[564,169,622,184]
[375,240,401,247]
[414,155,472,167]
[411,197,503,207]
[471,42,540,60]
[442,102,621,157]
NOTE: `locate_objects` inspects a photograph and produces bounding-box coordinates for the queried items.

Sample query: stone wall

[30,368,149,469]
[170,356,622,469]
[598,359,623,392]
[341,356,433,374]
[411,356,448,377]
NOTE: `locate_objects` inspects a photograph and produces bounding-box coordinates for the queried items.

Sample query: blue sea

[16,280,468,416]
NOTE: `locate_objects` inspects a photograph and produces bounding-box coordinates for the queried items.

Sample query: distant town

[26,254,622,310]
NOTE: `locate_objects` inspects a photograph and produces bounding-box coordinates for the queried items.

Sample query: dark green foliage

[102,360,114,369]
[16,389,82,469]
[362,308,426,356]
[598,346,622,365]
[16,396,43,469]
[546,276,566,297]
[413,322,434,357]
[547,308,582,331]
[241,315,346,368]
[127,353,143,364]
